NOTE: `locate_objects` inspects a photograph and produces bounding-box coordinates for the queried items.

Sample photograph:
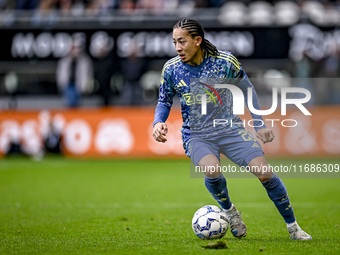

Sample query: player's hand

[256,128,274,144]
[152,122,168,143]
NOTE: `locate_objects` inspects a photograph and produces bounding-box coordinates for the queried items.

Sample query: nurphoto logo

[200,83,312,128]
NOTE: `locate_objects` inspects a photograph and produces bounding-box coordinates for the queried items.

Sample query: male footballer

[152,18,311,240]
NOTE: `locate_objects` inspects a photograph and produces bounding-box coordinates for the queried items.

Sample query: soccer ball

[192,205,229,239]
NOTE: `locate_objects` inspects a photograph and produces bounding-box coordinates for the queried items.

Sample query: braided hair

[173,18,218,56]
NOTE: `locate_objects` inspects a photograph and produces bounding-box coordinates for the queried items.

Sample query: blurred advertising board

[1,23,339,62]
[0,106,339,158]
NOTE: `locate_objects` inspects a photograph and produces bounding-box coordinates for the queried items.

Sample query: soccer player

[152,18,312,240]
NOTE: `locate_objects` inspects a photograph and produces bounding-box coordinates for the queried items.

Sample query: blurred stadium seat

[275,1,300,26]
[218,1,247,26]
[248,1,273,26]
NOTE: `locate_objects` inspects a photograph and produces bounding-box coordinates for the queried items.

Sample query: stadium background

[0,1,339,254]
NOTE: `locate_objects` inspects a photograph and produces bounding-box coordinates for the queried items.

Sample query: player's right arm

[152,61,176,143]
[153,122,168,143]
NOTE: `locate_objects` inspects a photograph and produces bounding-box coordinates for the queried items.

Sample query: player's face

[173,28,202,66]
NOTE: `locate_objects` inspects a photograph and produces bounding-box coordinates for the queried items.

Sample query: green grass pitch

[0,156,339,254]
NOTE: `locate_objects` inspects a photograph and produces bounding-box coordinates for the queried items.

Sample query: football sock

[287,221,297,228]
[204,174,232,210]
[261,172,296,224]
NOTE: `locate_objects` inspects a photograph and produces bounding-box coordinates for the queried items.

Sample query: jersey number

[238,130,256,142]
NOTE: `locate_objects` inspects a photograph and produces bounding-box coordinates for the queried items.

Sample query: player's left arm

[231,58,274,143]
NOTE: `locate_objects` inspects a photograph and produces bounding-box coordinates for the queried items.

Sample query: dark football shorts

[184,128,264,167]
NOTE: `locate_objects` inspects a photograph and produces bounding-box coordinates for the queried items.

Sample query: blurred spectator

[324,47,340,104]
[38,0,71,11]
[91,32,116,106]
[118,0,137,15]
[4,110,64,159]
[87,0,119,15]
[119,42,148,106]
[195,0,209,8]
[37,0,91,13]
[44,124,62,154]
[0,0,338,12]
[3,71,19,109]
[136,0,164,14]
[56,40,93,107]
[293,51,314,78]
[291,50,319,105]
[325,47,340,77]
[3,131,21,157]
[42,112,64,155]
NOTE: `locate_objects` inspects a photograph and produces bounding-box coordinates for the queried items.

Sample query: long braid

[173,18,219,56]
